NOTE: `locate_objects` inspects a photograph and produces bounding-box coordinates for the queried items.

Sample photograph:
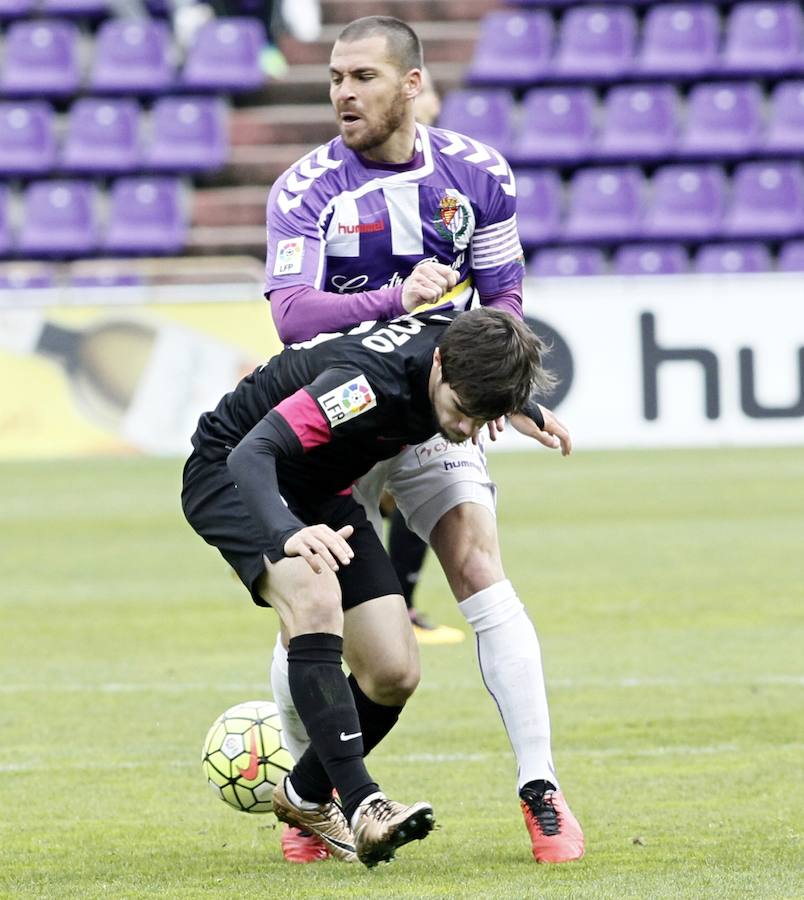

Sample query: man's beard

[340,91,407,153]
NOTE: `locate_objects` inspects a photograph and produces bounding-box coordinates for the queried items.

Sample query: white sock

[459,580,558,792]
[283,775,319,811]
[350,791,385,831]
[270,633,311,762]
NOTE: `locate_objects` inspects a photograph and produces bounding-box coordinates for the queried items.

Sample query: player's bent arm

[509,403,572,457]
[226,400,356,573]
[476,282,524,320]
[226,412,309,551]
[269,284,405,344]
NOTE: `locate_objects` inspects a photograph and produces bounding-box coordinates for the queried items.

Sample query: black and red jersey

[190,310,455,551]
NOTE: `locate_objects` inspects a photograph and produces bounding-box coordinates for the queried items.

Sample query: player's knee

[431,504,505,599]
[455,548,504,597]
[363,655,420,706]
[283,585,343,635]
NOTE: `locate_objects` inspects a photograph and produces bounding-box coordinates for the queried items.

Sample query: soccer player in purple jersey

[183,308,557,867]
[263,16,585,865]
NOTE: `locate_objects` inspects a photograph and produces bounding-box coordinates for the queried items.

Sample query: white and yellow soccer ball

[201,700,293,813]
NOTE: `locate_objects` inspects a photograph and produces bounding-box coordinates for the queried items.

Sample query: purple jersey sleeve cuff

[268,284,406,344]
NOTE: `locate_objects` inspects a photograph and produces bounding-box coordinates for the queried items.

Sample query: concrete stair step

[188,225,267,259]
[319,0,497,24]
[192,185,268,228]
[231,103,337,147]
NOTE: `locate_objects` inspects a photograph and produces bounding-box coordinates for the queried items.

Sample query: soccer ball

[201,699,293,814]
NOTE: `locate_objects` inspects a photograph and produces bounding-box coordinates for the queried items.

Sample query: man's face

[432,378,486,444]
[329,36,410,157]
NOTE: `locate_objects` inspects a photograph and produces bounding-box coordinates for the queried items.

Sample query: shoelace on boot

[520,788,561,837]
[362,797,396,823]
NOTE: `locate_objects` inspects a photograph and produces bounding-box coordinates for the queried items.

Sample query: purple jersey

[264,124,525,312]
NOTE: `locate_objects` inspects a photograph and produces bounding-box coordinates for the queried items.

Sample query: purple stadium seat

[637,3,721,78]
[612,243,689,275]
[0,101,57,176]
[61,98,142,175]
[18,180,99,258]
[0,20,82,99]
[0,186,12,258]
[39,0,110,15]
[563,166,645,242]
[182,18,266,92]
[466,10,555,87]
[694,242,773,273]
[89,19,175,95]
[644,165,727,240]
[104,177,187,255]
[721,2,804,75]
[514,169,563,248]
[145,96,229,173]
[510,87,596,165]
[528,246,607,277]
[0,0,37,19]
[437,90,515,158]
[597,84,679,161]
[777,239,804,270]
[679,82,764,158]
[724,161,804,238]
[554,6,638,81]
[765,80,804,153]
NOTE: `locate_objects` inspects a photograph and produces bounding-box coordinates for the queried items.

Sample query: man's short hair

[337,16,423,73]
[438,308,555,421]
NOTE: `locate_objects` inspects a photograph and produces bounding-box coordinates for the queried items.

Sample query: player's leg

[183,458,431,866]
[390,440,584,863]
[387,507,465,645]
[266,503,434,866]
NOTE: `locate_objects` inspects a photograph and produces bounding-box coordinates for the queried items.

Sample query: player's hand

[284,524,355,574]
[481,416,506,443]
[402,262,459,312]
[509,407,572,456]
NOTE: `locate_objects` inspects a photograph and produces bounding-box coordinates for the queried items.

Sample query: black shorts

[181,450,402,610]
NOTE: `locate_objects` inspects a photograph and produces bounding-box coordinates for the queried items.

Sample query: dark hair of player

[336,16,424,74]
[438,308,555,422]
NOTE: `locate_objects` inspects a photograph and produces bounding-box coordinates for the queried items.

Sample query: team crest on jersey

[274,237,305,275]
[317,374,377,427]
[433,193,473,250]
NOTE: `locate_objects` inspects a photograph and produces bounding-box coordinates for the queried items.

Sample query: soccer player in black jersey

[182,308,566,867]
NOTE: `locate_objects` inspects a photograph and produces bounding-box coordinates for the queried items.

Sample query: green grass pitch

[1,448,802,899]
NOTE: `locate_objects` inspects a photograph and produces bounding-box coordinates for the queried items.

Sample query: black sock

[520,779,558,798]
[347,673,403,755]
[288,672,404,818]
[388,509,428,609]
[286,633,378,819]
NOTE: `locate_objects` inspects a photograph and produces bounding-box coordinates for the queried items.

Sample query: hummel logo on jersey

[339,730,362,742]
[337,221,384,234]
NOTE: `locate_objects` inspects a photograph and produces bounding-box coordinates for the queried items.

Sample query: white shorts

[352,434,497,542]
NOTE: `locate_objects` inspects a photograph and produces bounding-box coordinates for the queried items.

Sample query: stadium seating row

[529,240,804,275]
[0,16,265,98]
[469,3,804,87]
[0,96,229,177]
[0,178,187,257]
[442,80,804,165]
[515,161,804,247]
